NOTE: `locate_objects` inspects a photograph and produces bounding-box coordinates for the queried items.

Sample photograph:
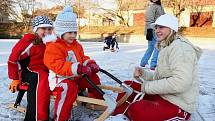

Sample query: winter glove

[88,63,100,73]
[146,29,153,41]
[9,80,21,93]
[77,64,92,76]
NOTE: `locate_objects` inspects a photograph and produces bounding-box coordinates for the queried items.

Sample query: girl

[8,16,53,121]
[113,14,202,121]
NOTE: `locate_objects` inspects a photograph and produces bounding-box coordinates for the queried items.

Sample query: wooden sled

[8,85,130,121]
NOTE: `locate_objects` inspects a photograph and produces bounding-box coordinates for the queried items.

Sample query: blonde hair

[157,30,177,50]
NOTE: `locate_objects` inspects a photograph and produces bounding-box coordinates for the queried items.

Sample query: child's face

[36,27,53,38]
[62,32,77,44]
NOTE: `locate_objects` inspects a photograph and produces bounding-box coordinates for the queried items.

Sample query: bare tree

[0,0,14,19]
[95,0,136,27]
[188,0,214,27]
[162,0,187,17]
[9,0,38,31]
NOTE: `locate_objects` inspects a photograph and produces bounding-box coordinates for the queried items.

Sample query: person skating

[103,34,112,51]
[110,33,119,52]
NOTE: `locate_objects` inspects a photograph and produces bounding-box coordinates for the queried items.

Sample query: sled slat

[8,103,26,113]
[98,85,124,93]
[95,109,109,121]
[76,96,107,106]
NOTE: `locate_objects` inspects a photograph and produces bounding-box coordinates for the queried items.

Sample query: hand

[133,67,143,79]
[9,80,21,93]
[77,64,92,76]
[88,63,100,73]
[146,29,153,41]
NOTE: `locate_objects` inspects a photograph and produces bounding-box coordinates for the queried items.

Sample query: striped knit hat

[32,16,53,32]
[55,6,78,37]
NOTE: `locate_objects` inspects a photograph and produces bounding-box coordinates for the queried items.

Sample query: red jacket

[8,33,48,80]
[44,38,92,77]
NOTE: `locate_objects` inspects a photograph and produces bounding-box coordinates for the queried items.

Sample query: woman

[112,14,202,121]
[140,0,165,70]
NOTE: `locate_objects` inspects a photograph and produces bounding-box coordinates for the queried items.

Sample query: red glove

[88,63,100,73]
[77,64,92,76]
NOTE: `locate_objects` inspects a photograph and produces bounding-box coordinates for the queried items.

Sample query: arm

[141,68,155,81]
[44,43,79,76]
[8,34,34,80]
[145,5,157,30]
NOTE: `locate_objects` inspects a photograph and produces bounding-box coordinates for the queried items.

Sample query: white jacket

[141,35,202,113]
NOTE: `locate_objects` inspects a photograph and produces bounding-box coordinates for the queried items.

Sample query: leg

[53,79,78,121]
[77,74,103,99]
[24,71,37,121]
[140,40,154,67]
[24,70,50,121]
[127,95,190,121]
[112,81,141,115]
[150,34,159,68]
[111,41,115,49]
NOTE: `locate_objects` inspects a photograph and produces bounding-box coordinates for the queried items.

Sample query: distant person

[140,0,165,70]
[110,33,119,51]
[103,34,112,51]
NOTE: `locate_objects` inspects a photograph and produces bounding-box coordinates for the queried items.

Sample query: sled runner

[8,69,133,121]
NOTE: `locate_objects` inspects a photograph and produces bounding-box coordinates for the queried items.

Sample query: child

[110,33,119,51]
[103,34,112,51]
[44,6,103,121]
[8,16,53,120]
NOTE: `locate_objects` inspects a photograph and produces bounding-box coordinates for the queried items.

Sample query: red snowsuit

[113,81,191,121]
[44,38,103,121]
[8,33,50,121]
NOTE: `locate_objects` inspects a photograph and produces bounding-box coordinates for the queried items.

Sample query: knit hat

[55,6,78,37]
[32,16,53,32]
[151,14,178,32]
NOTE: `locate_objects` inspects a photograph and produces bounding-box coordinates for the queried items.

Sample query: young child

[44,6,103,121]
[103,34,112,51]
[110,33,119,51]
[8,16,53,120]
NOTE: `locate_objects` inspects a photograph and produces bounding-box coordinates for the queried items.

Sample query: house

[120,0,215,27]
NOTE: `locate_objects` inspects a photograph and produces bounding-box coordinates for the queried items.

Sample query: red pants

[53,74,103,121]
[24,69,50,121]
[113,81,191,121]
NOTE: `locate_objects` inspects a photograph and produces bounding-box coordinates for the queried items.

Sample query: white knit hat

[151,14,178,32]
[54,6,78,37]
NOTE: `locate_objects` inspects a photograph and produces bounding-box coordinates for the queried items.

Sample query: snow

[0,37,215,121]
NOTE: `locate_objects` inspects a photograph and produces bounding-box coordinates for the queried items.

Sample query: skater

[8,16,54,120]
[140,0,165,70]
[112,14,202,121]
[44,6,103,121]
[110,33,119,52]
[103,33,112,51]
